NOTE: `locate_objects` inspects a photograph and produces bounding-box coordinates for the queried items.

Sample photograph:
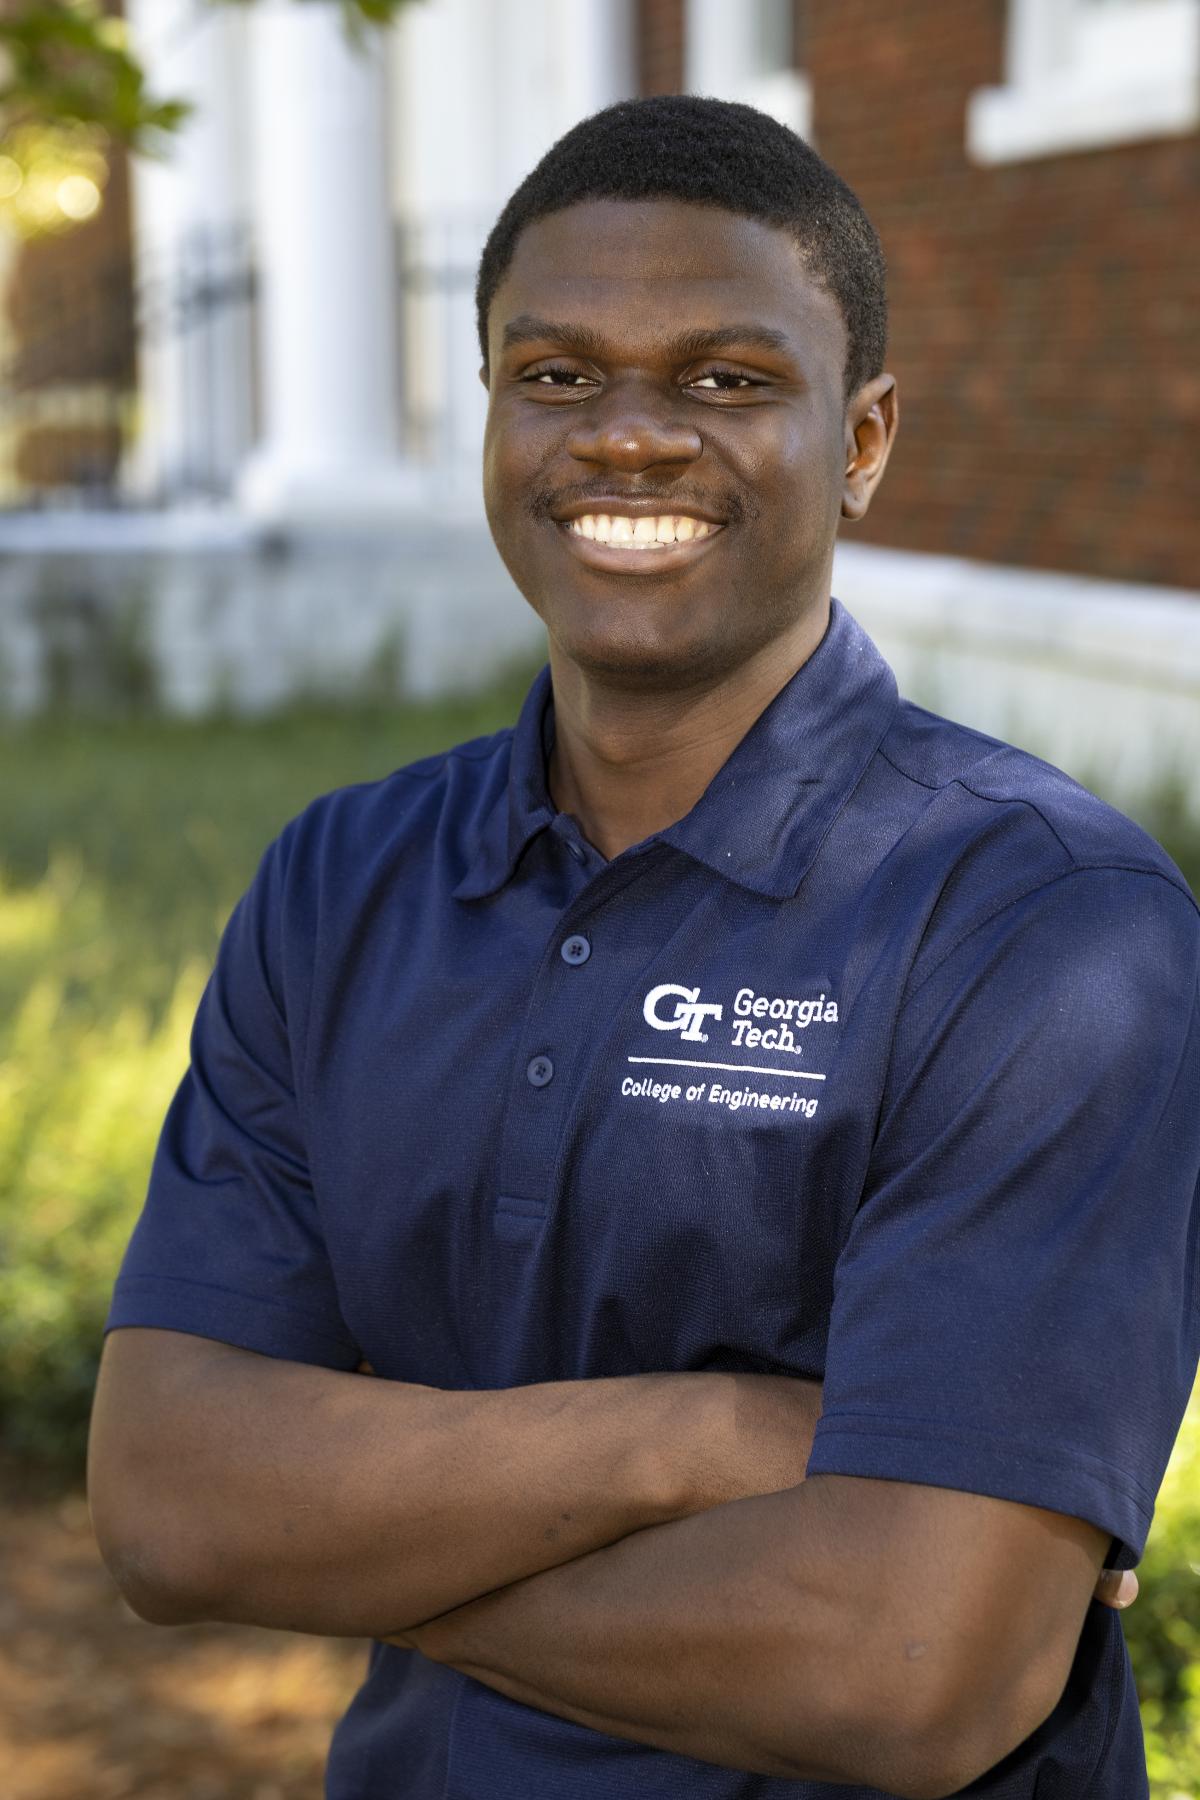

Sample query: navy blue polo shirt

[108,600,1200,1800]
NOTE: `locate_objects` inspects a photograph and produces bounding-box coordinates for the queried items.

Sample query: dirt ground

[0,1490,366,1800]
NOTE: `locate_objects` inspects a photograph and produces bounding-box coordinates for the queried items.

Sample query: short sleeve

[807,866,1200,1565]
[105,828,361,1369]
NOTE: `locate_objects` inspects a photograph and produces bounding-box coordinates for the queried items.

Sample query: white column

[239,0,418,523]
[685,0,812,137]
[390,0,635,498]
[125,0,253,502]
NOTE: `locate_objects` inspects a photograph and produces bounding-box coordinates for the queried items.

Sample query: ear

[841,374,898,522]
[479,363,490,390]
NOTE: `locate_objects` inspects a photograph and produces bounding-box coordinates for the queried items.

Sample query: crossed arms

[89,1328,1120,1799]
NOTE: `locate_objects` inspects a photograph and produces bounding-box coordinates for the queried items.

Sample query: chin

[550,621,745,693]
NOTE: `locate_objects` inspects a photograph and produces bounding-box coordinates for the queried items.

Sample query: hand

[1094,1567,1138,1610]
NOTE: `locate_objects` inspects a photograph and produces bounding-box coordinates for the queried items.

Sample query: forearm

[397,1476,1040,1798]
[89,1329,714,1638]
[396,1481,902,1785]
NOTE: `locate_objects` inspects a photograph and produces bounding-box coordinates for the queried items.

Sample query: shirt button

[526,1055,554,1088]
[560,934,591,966]
[564,840,585,863]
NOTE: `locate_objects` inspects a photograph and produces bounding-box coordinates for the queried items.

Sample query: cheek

[483,416,553,528]
[766,422,842,539]
[481,417,511,511]
[482,436,530,558]
[730,405,824,484]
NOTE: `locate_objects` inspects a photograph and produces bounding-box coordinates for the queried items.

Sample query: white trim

[967,0,1200,164]
[685,0,813,139]
[831,540,1200,817]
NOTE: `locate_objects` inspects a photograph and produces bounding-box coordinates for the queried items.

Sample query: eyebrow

[499,313,795,363]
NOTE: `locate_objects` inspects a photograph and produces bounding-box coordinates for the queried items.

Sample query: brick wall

[637,0,1199,589]
[636,0,684,94]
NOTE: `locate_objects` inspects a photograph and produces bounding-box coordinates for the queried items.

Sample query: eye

[519,362,767,396]
[523,364,596,388]
[689,368,762,391]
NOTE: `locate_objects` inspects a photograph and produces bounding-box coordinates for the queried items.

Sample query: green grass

[0,674,540,1031]
[0,677,1197,1792]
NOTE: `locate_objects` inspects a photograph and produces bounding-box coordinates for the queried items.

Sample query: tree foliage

[0,0,412,153]
[0,0,413,236]
[0,3,185,151]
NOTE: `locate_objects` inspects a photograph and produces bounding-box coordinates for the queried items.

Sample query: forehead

[491,198,846,373]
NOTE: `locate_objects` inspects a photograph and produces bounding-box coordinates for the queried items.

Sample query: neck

[547,604,830,861]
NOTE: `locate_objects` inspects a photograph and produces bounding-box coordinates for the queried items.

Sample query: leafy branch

[0,3,188,151]
[0,0,413,152]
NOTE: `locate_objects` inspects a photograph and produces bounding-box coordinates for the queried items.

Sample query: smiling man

[89,98,1199,1798]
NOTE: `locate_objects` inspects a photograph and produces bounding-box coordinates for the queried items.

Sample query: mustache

[527,483,751,525]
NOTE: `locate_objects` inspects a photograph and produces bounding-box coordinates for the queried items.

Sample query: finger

[1094,1568,1139,1609]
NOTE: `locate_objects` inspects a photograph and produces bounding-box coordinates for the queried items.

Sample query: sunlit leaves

[0,0,416,237]
[0,2,189,150]
[0,118,107,236]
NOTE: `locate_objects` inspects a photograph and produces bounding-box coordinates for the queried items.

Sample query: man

[89,97,1198,1798]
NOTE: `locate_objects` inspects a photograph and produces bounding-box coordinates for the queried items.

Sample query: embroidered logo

[626,981,838,1118]
[642,983,725,1044]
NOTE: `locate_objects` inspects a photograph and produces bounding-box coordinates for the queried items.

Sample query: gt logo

[643,983,724,1044]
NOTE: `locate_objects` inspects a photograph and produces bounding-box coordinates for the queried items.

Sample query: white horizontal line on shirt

[627,1057,826,1082]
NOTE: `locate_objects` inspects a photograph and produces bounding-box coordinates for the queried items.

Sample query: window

[967,0,1200,163]
[685,0,812,139]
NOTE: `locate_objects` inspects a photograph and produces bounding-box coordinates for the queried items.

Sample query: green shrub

[0,862,205,1464]
[1126,1392,1200,1795]
[0,678,538,1468]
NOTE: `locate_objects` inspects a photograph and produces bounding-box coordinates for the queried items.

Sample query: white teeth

[566,513,718,548]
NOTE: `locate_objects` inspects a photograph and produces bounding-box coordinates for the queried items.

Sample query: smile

[567,513,721,547]
[554,512,726,572]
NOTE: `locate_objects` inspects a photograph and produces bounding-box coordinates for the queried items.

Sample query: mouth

[552,511,727,575]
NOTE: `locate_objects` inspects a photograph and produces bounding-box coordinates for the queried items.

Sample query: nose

[564,381,703,474]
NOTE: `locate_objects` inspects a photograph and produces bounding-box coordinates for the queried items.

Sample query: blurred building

[0,0,1196,812]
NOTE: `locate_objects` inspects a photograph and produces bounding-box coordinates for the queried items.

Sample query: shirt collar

[454,599,898,903]
[452,666,558,900]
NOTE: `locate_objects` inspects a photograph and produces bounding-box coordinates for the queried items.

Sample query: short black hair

[475,94,887,405]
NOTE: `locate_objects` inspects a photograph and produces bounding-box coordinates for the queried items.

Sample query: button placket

[484,850,685,1383]
[490,854,665,1256]
[490,915,600,1271]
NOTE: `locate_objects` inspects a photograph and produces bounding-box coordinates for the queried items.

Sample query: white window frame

[685,0,813,140]
[967,0,1200,164]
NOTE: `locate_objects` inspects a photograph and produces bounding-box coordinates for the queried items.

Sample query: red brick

[801,0,1198,584]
